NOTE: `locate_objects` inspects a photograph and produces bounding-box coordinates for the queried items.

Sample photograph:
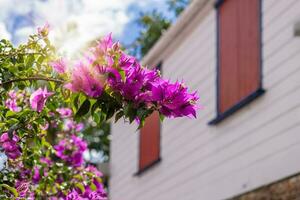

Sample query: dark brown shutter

[139,111,160,171]
[218,0,261,113]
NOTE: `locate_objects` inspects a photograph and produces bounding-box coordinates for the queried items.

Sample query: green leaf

[124,103,137,123]
[90,182,97,191]
[49,81,56,91]
[25,54,35,68]
[73,94,80,110]
[119,69,126,81]
[73,174,83,181]
[75,183,85,193]
[137,109,150,120]
[41,137,51,148]
[106,107,115,121]
[95,177,103,184]
[159,113,165,122]
[7,124,18,139]
[93,112,100,124]
[5,110,16,118]
[6,118,19,125]
[114,111,124,123]
[8,65,17,73]
[137,118,145,130]
[79,93,87,105]
[37,55,45,65]
[0,122,5,128]
[91,100,101,116]
[99,112,106,124]
[3,82,12,90]
[19,109,32,118]
[75,99,91,118]
[0,184,19,197]
[123,103,133,116]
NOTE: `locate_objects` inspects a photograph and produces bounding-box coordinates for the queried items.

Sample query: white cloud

[0,0,30,18]
[47,0,135,57]
[0,0,167,57]
[14,26,36,45]
[0,22,11,40]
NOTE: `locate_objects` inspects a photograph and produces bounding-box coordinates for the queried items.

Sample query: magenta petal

[49,58,67,74]
[30,88,53,112]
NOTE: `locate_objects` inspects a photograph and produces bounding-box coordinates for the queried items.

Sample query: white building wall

[110,0,300,199]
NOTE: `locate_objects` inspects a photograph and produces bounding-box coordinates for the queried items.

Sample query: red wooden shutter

[218,0,261,113]
[139,111,160,171]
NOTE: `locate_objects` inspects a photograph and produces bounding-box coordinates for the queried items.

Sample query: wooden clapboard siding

[139,112,160,171]
[110,0,300,199]
[218,0,261,113]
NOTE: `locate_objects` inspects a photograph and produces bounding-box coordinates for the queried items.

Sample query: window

[137,111,161,174]
[209,0,265,125]
[136,63,162,175]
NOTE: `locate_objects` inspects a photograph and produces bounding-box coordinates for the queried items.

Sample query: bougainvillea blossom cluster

[57,33,198,119]
[0,132,21,159]
[5,90,22,112]
[54,134,87,167]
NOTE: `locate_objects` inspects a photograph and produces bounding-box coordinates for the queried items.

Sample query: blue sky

[0,0,172,57]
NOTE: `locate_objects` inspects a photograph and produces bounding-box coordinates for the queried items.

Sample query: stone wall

[231,174,300,200]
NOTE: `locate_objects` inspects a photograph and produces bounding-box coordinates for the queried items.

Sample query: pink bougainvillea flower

[54,135,87,167]
[15,180,35,199]
[151,80,199,118]
[37,22,50,37]
[115,65,160,104]
[63,119,84,132]
[49,58,67,74]
[75,123,84,132]
[56,108,73,118]
[32,166,41,184]
[83,186,107,200]
[30,87,53,112]
[65,61,104,98]
[8,90,17,99]
[63,119,76,131]
[86,165,103,177]
[5,151,21,160]
[66,190,80,200]
[40,122,49,130]
[95,32,113,54]
[119,52,136,69]
[40,157,53,166]
[0,132,21,159]
[5,90,22,112]
[5,98,21,112]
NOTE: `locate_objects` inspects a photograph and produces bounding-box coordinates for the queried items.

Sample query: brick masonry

[231,174,300,200]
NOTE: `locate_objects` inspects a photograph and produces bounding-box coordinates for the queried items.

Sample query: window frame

[209,0,265,125]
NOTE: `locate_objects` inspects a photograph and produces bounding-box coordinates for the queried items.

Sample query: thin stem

[0,52,42,57]
[0,76,64,86]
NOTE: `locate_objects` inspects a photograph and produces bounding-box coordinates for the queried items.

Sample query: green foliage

[0,30,107,199]
[129,10,171,58]
[127,0,191,58]
[167,0,191,17]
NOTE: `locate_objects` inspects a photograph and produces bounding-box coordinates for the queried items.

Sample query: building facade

[109,0,300,199]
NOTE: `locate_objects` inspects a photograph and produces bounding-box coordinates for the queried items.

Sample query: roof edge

[142,0,211,67]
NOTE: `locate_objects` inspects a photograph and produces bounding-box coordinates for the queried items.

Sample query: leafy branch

[0,76,64,87]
